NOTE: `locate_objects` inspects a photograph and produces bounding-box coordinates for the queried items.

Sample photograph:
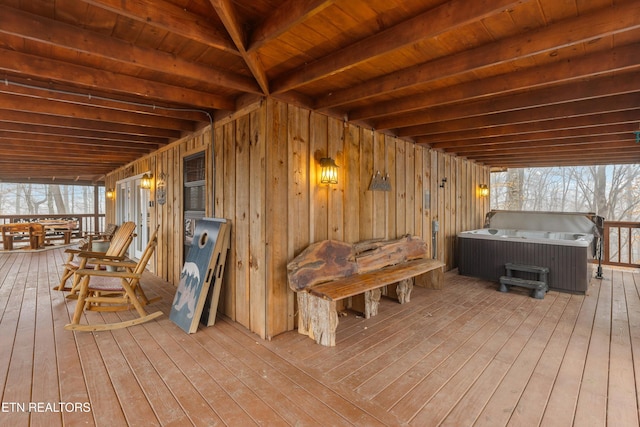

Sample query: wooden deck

[1,248,639,426]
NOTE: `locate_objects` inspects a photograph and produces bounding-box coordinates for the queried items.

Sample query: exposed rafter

[209,0,271,94]
[80,0,239,54]
[0,0,639,182]
[270,0,523,93]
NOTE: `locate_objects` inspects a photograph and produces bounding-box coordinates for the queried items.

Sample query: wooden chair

[77,223,118,251]
[55,221,136,294]
[65,227,162,331]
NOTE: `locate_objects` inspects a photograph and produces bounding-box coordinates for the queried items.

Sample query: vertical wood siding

[105,99,490,339]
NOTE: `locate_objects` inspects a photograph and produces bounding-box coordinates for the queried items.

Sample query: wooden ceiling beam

[209,0,270,94]
[0,5,260,95]
[0,110,181,139]
[0,92,196,132]
[0,79,210,123]
[431,127,635,151]
[466,147,640,167]
[476,156,640,168]
[365,42,640,126]
[418,110,640,144]
[397,74,640,137]
[439,133,634,154]
[0,148,147,162]
[0,136,156,152]
[316,1,640,110]
[447,141,637,159]
[270,0,522,93]
[404,94,640,139]
[0,160,121,171]
[80,0,238,54]
[247,0,337,52]
[0,122,168,146]
[0,48,234,110]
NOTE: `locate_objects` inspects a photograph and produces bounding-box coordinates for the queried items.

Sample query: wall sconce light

[479,184,489,197]
[106,188,115,200]
[156,172,167,205]
[140,173,153,190]
[320,157,339,184]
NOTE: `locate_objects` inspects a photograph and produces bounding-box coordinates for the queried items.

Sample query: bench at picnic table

[1,222,45,250]
[37,219,79,244]
[287,235,445,346]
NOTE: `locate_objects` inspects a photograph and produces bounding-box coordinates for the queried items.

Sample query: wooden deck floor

[1,247,639,426]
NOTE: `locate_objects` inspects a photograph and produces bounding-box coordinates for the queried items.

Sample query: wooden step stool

[499,263,549,299]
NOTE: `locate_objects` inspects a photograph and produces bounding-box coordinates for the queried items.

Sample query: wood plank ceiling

[0,0,639,184]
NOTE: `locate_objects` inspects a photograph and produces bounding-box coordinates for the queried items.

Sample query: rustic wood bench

[288,235,445,346]
[1,223,45,250]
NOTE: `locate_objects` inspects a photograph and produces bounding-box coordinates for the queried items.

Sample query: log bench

[1,223,45,250]
[288,235,445,346]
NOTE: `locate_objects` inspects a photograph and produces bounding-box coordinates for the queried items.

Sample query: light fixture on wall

[320,157,339,184]
[106,188,115,200]
[140,173,153,190]
[479,184,489,198]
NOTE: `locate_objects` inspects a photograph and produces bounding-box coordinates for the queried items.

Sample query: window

[184,152,206,259]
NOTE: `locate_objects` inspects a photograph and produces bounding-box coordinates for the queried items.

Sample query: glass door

[116,174,150,260]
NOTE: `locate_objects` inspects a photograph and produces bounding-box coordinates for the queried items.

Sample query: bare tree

[50,185,68,213]
[506,169,524,210]
[491,165,640,222]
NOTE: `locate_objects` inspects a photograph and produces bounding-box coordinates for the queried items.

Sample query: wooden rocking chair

[77,223,119,251]
[65,227,162,331]
[55,221,137,294]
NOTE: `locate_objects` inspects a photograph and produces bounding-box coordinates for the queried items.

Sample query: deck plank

[373,291,518,411]
[30,250,64,427]
[474,292,570,426]
[1,248,639,426]
[405,292,562,425]
[626,271,640,423]
[419,291,544,426]
[351,285,502,400]
[49,249,96,426]
[1,254,36,426]
[573,269,612,427]
[505,294,583,427]
[607,271,639,427]
[539,268,604,427]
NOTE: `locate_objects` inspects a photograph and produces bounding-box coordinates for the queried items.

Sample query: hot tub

[457,211,602,294]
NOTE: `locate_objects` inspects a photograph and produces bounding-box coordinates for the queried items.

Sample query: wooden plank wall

[105,98,491,339]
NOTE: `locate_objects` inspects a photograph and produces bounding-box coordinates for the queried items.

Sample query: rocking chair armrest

[76,250,110,258]
[75,268,141,279]
[64,248,83,255]
[84,258,136,269]
[85,254,127,262]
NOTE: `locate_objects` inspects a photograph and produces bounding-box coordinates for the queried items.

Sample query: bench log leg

[364,288,381,319]
[396,278,413,304]
[297,292,338,346]
[415,266,444,289]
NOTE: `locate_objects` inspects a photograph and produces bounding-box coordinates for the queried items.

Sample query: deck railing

[603,221,640,268]
[0,213,106,237]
